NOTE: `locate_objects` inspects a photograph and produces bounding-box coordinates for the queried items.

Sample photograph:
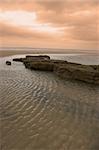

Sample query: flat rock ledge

[13,55,99,85]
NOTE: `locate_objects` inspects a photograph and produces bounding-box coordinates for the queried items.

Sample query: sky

[0,0,99,51]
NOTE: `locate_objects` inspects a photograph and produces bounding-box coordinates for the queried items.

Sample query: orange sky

[0,0,99,51]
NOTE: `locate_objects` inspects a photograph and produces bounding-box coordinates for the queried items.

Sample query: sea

[0,52,99,150]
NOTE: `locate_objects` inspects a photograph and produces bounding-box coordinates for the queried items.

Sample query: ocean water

[49,54,99,65]
[1,53,99,65]
[0,54,99,150]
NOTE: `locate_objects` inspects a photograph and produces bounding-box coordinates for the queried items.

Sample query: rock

[6,61,11,65]
[54,64,99,84]
[13,55,99,85]
[23,61,54,71]
[13,58,24,62]
[13,55,50,63]
[26,55,50,60]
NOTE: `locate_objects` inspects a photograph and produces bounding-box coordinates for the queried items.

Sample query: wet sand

[0,55,99,150]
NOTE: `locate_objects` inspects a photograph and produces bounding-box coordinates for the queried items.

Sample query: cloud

[0,22,65,48]
[0,22,57,40]
[0,0,99,49]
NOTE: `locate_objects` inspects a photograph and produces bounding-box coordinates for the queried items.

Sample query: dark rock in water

[24,61,54,71]
[54,64,99,85]
[13,58,23,62]
[24,55,50,62]
[6,61,11,65]
[13,55,50,63]
[26,55,50,60]
[13,55,99,85]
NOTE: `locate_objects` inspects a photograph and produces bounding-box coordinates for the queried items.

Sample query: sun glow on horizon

[0,10,62,34]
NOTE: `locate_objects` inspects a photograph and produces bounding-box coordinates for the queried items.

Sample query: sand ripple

[0,59,99,150]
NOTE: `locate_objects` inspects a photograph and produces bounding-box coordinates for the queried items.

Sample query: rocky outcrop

[13,58,26,62]
[13,55,99,85]
[54,64,99,84]
[13,55,50,62]
[26,55,50,60]
[6,61,11,65]
[24,61,54,71]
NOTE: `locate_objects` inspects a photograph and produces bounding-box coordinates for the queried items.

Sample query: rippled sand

[0,57,99,150]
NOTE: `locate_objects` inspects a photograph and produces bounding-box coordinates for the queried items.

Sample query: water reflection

[0,55,99,150]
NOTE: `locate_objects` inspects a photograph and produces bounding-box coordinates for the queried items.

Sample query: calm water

[0,54,99,150]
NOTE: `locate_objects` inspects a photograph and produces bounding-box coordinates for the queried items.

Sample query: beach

[1,0,99,149]
[0,54,99,150]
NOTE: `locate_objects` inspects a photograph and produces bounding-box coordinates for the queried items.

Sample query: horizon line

[0,47,98,51]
